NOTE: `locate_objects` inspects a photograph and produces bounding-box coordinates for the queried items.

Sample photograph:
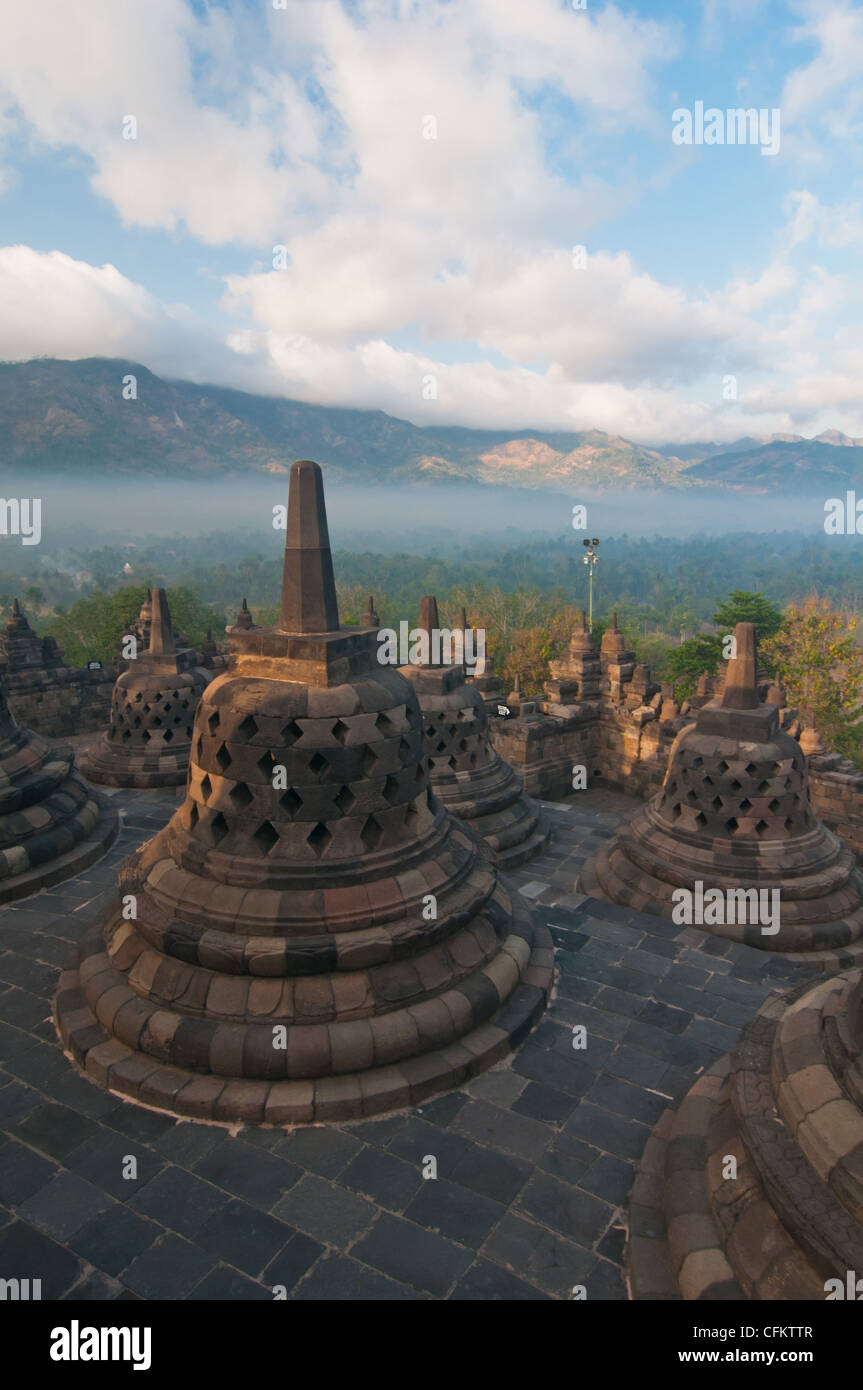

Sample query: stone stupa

[399,596,550,868]
[630,960,863,1300]
[82,589,210,789]
[581,623,863,969]
[55,462,552,1125]
[0,665,117,904]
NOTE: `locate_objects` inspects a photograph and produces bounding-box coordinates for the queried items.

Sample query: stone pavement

[0,786,818,1300]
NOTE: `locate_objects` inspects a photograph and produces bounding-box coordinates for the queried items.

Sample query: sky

[0,0,862,444]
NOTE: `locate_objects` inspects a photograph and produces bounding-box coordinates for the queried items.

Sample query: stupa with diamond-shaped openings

[55,461,552,1124]
[581,622,863,967]
[82,589,210,788]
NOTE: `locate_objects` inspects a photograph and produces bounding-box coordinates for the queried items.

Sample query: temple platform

[0,784,818,1300]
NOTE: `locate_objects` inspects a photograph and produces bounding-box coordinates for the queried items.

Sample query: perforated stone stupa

[399,596,550,868]
[0,667,117,904]
[630,963,863,1300]
[581,623,863,968]
[82,589,210,789]
[55,462,552,1125]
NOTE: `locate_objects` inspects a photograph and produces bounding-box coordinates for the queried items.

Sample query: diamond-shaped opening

[332,719,350,745]
[333,785,355,815]
[215,742,231,772]
[694,812,707,828]
[153,716,162,727]
[703,775,714,787]
[685,789,698,805]
[784,777,792,790]
[209,811,229,846]
[281,719,302,746]
[133,715,142,728]
[670,803,682,820]
[382,774,400,805]
[229,781,254,809]
[768,798,780,814]
[784,817,793,831]
[257,750,277,777]
[252,819,279,855]
[711,796,722,811]
[208,711,220,735]
[745,762,757,775]
[133,691,143,703]
[121,729,131,742]
[163,728,174,742]
[362,747,379,775]
[188,803,199,830]
[199,774,212,801]
[718,760,729,774]
[469,752,477,766]
[142,704,151,715]
[360,816,384,852]
[142,729,151,742]
[726,816,739,832]
[280,787,302,817]
[739,797,752,813]
[237,715,259,741]
[309,752,328,774]
[375,712,395,736]
[435,740,447,753]
[307,821,332,856]
[173,716,183,725]
[404,802,419,830]
[163,703,172,714]
[458,738,468,752]
[691,755,704,768]
[754,818,769,836]
[398,737,411,760]
[196,736,204,759]
[447,755,457,768]
[730,779,742,791]
[758,779,771,794]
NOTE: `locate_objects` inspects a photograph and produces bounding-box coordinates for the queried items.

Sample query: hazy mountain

[0,357,858,495]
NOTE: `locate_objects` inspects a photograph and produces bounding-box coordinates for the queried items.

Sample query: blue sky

[0,0,862,442]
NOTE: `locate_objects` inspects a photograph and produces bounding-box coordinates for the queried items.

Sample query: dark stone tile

[603,1044,667,1088]
[351,1212,471,1297]
[404,1178,505,1248]
[69,1204,161,1277]
[0,1137,59,1204]
[0,1217,85,1298]
[194,1143,301,1209]
[584,1074,670,1126]
[290,1250,425,1300]
[637,1000,692,1036]
[338,1146,423,1211]
[449,1143,531,1205]
[515,1170,611,1247]
[195,1199,294,1278]
[61,1270,126,1300]
[580,1153,635,1206]
[103,1104,176,1144]
[387,1117,474,1175]
[188,1265,272,1300]
[18,1171,115,1240]
[129,1165,228,1239]
[450,1256,550,1300]
[415,1091,469,1127]
[263,1230,324,1292]
[481,1211,594,1299]
[512,1081,577,1125]
[122,1232,214,1299]
[273,1126,362,1178]
[272,1174,376,1247]
[453,1098,553,1162]
[597,1221,627,1265]
[561,1101,651,1162]
[585,1255,627,1299]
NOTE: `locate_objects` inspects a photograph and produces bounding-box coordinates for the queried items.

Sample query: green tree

[712,591,783,645]
[761,598,863,763]
[665,635,724,700]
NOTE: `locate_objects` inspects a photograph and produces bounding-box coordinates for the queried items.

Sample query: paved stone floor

[0,785,818,1300]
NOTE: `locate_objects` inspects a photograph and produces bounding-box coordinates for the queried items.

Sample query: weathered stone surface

[55,462,552,1124]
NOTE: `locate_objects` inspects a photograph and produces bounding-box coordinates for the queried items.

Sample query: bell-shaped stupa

[82,589,210,788]
[0,667,118,903]
[399,597,550,868]
[581,623,863,967]
[630,963,863,1299]
[55,463,552,1124]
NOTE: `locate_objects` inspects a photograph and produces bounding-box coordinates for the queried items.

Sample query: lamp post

[583,538,600,633]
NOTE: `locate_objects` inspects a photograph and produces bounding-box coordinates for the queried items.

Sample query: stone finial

[696,671,710,697]
[148,589,176,656]
[800,724,826,756]
[413,595,441,666]
[601,612,626,657]
[765,678,787,708]
[279,459,340,634]
[720,622,759,710]
[236,598,254,631]
[362,595,380,628]
[459,606,468,630]
[569,608,596,655]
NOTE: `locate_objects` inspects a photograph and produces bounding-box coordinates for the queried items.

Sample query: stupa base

[628,970,863,1301]
[54,919,553,1126]
[81,739,190,789]
[0,793,119,905]
[580,840,863,972]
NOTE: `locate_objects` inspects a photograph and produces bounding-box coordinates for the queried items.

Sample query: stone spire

[148,587,175,657]
[362,595,379,628]
[56,463,552,1126]
[279,460,340,634]
[720,621,758,710]
[235,598,255,632]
